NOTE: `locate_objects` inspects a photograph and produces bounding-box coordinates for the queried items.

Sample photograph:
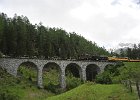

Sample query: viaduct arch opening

[17,61,38,85]
[86,64,100,81]
[65,63,81,78]
[42,62,61,89]
[65,63,82,89]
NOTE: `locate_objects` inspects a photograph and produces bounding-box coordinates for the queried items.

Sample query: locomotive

[78,54,108,61]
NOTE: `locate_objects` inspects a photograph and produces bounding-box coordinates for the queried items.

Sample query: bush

[44,82,61,94]
[111,76,121,83]
[66,77,83,90]
[95,71,112,84]
[0,91,19,100]
[95,62,124,84]
[0,68,17,86]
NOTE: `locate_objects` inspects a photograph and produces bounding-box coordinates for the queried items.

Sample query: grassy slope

[123,62,140,94]
[0,66,81,100]
[0,62,139,100]
[47,82,137,100]
[0,67,55,100]
[2,84,53,100]
[124,62,140,67]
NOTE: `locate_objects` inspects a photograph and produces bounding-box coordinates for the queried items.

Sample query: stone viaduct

[0,58,116,89]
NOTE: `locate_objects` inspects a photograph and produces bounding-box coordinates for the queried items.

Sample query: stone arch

[65,63,82,79]
[18,61,38,68]
[17,61,38,85]
[42,62,61,72]
[86,64,100,81]
[42,62,61,88]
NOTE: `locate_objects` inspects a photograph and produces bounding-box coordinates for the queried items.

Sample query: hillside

[0,67,55,100]
[0,65,82,100]
[0,61,139,100]
[47,83,137,100]
[0,66,137,100]
[0,13,109,59]
[120,62,140,81]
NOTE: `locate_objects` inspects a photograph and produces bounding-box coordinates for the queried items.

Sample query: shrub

[95,71,112,84]
[44,82,61,94]
[95,62,124,84]
[66,77,83,90]
[0,91,19,100]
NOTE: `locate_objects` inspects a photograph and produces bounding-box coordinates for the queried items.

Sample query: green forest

[0,13,110,59]
[119,44,140,59]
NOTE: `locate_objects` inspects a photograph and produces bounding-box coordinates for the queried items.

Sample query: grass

[2,84,54,100]
[0,79,55,100]
[47,82,137,100]
[0,66,55,100]
[124,62,140,67]
[0,65,81,100]
[0,63,139,100]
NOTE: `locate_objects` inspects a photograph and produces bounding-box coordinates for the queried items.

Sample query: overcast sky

[0,0,140,50]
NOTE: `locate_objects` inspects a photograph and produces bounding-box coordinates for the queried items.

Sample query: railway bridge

[0,58,116,89]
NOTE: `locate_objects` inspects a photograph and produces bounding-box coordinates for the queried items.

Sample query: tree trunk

[129,80,132,93]
[136,81,140,99]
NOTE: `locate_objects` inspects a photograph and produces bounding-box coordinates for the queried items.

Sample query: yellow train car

[129,59,140,62]
[108,57,116,61]
[108,56,140,62]
[108,57,129,62]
